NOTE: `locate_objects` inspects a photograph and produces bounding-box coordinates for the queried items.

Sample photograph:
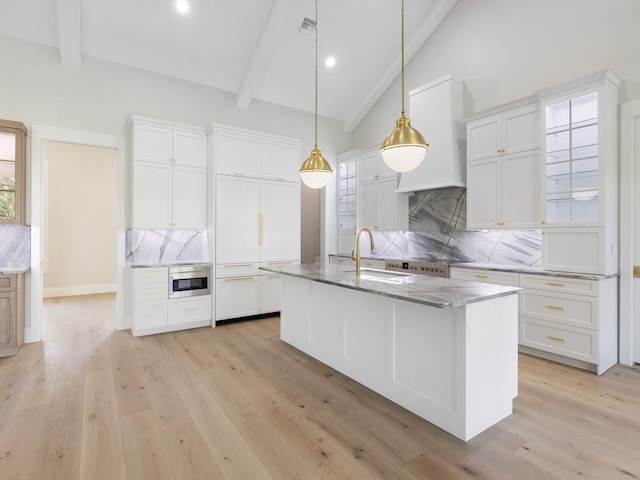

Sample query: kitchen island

[261,263,521,441]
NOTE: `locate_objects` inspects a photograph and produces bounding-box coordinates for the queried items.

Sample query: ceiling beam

[236,0,297,109]
[55,0,83,68]
[344,0,460,132]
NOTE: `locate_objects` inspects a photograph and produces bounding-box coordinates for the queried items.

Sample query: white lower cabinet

[128,267,212,336]
[450,267,618,375]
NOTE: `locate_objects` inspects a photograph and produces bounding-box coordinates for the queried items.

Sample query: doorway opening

[41,141,118,336]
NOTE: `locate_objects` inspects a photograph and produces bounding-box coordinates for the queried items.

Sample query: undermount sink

[345,268,412,283]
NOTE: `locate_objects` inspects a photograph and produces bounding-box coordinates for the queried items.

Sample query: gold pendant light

[380,0,428,173]
[299,0,333,189]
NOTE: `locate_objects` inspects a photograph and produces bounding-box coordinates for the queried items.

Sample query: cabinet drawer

[135,284,168,302]
[329,256,354,266]
[216,263,260,278]
[450,268,519,286]
[169,295,212,325]
[135,267,168,285]
[520,290,597,329]
[520,317,596,363]
[0,275,17,292]
[361,259,386,269]
[519,274,598,296]
[134,301,168,330]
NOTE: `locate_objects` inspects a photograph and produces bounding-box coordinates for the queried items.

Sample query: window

[0,120,27,224]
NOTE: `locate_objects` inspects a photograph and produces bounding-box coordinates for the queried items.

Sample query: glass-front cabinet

[544,92,600,225]
[336,151,357,254]
[0,120,27,224]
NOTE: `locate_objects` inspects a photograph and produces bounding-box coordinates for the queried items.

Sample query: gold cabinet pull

[266,275,282,279]
[475,274,488,279]
[224,263,253,268]
[224,277,255,282]
[546,335,565,342]
[545,305,564,311]
[184,307,198,312]
[546,282,565,287]
[234,172,245,176]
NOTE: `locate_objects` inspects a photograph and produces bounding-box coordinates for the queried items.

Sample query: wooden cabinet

[128,267,211,336]
[466,100,541,229]
[358,148,408,231]
[0,120,27,224]
[450,266,618,375]
[213,125,301,321]
[129,116,208,229]
[0,273,22,357]
[538,70,621,274]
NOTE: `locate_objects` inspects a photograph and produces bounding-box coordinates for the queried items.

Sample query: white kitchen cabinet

[128,266,212,336]
[213,124,301,321]
[129,116,208,229]
[518,273,617,375]
[467,149,542,229]
[466,100,541,230]
[450,266,618,375]
[359,171,408,231]
[538,70,621,274]
[358,147,395,182]
[467,101,540,162]
[337,151,358,255]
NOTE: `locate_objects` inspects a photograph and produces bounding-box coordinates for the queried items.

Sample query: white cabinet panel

[215,277,260,320]
[358,177,407,231]
[132,161,172,228]
[169,295,212,325]
[173,131,207,168]
[172,166,207,229]
[309,282,346,357]
[215,130,261,177]
[502,150,542,227]
[468,118,500,161]
[449,268,519,286]
[135,301,168,330]
[358,148,395,182]
[260,180,300,262]
[502,107,540,153]
[133,124,172,163]
[261,140,299,181]
[260,274,283,314]
[542,228,604,274]
[467,158,500,229]
[215,175,261,264]
[358,180,377,228]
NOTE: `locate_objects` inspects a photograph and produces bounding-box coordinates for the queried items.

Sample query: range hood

[396,75,466,193]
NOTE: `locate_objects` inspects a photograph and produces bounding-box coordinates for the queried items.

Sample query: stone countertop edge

[127,262,213,268]
[452,263,619,280]
[0,267,30,274]
[261,264,521,309]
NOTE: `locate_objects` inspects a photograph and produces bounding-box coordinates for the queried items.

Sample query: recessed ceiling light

[325,56,336,68]
[176,0,189,14]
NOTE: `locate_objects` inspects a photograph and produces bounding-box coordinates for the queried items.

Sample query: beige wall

[43,141,117,297]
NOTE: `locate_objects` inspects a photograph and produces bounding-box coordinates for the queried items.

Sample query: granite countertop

[451,262,618,280]
[0,266,30,274]
[261,263,521,309]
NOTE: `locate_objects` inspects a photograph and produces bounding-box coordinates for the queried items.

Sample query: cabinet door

[173,131,207,168]
[467,158,500,229]
[169,295,211,325]
[132,161,172,228]
[172,166,207,229]
[215,130,261,177]
[377,176,403,230]
[215,277,259,320]
[133,124,172,163]
[358,180,377,229]
[260,180,300,262]
[260,274,283,313]
[261,140,299,181]
[468,117,500,161]
[359,148,394,181]
[502,106,540,154]
[216,176,261,263]
[134,301,167,332]
[502,150,542,227]
[0,291,16,354]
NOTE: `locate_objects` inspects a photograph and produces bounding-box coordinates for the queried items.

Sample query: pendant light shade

[380,0,428,173]
[299,0,333,189]
[299,147,333,189]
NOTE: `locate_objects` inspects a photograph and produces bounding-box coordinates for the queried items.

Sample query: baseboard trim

[43,283,116,298]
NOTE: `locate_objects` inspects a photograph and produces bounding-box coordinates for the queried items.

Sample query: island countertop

[261,263,521,309]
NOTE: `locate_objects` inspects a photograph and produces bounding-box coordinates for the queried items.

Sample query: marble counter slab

[0,224,31,274]
[126,229,209,266]
[452,263,618,281]
[261,263,520,309]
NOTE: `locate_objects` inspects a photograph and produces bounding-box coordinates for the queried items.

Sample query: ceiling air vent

[298,16,316,38]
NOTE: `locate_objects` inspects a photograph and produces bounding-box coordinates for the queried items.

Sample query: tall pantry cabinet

[212,125,301,321]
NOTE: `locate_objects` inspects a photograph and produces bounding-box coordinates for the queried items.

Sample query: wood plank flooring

[1,293,639,479]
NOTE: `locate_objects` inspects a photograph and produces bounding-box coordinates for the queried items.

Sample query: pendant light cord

[314,0,319,149]
[401,0,405,117]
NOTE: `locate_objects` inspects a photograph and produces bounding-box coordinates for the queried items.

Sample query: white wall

[43,141,117,297]
[353,0,640,148]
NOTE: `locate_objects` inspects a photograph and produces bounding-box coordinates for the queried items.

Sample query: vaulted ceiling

[0,0,459,130]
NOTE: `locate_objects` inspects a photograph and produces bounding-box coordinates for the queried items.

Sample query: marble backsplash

[366,187,541,267]
[126,229,210,266]
[0,224,31,272]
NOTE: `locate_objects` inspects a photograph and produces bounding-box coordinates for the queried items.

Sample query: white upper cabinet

[466,99,541,229]
[468,101,540,162]
[129,116,208,229]
[358,147,395,182]
[214,125,300,181]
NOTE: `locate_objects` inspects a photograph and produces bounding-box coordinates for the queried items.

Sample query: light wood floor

[1,294,639,479]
